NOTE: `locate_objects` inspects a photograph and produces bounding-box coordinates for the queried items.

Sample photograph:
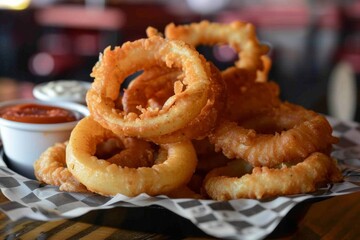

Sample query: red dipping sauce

[0,103,77,124]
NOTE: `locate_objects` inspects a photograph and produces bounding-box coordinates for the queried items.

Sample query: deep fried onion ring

[203,152,343,200]
[66,116,197,197]
[34,135,156,192]
[164,20,269,72]
[86,35,212,138]
[122,63,226,143]
[34,142,89,193]
[209,102,338,167]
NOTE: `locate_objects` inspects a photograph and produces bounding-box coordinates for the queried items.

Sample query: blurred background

[0,0,360,122]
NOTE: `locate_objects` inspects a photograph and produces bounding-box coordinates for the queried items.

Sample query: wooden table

[1,191,360,239]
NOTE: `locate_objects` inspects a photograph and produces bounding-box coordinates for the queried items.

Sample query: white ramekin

[0,99,89,179]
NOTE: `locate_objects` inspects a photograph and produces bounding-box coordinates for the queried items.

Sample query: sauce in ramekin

[0,103,77,124]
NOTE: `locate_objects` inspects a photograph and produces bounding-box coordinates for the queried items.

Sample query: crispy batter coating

[34,142,89,193]
[164,20,269,72]
[222,66,281,121]
[66,117,198,197]
[204,152,343,200]
[210,103,338,167]
[122,63,226,143]
[87,35,212,138]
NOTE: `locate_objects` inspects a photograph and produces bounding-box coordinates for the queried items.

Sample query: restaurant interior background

[0,0,359,122]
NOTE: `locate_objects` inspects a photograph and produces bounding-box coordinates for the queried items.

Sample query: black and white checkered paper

[1,117,360,240]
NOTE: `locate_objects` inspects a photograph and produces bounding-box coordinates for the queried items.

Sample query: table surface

[1,79,360,239]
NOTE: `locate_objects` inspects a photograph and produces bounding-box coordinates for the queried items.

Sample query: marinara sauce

[0,103,77,124]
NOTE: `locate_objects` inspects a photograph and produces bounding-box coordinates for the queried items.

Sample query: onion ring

[122,62,226,143]
[203,152,343,200]
[66,116,197,197]
[209,102,339,167]
[163,20,269,73]
[34,135,156,192]
[86,35,212,138]
[34,142,89,193]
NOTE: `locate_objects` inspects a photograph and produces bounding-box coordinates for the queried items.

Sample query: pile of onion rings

[34,20,343,200]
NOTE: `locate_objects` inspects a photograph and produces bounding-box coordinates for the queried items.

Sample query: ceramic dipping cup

[0,99,89,179]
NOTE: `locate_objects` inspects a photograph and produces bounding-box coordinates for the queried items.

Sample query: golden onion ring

[164,20,269,73]
[122,62,226,143]
[66,116,198,197]
[87,35,212,138]
[209,102,339,167]
[34,142,88,193]
[34,136,155,193]
[204,152,343,200]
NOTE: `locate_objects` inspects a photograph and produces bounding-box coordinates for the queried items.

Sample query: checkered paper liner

[1,117,360,240]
